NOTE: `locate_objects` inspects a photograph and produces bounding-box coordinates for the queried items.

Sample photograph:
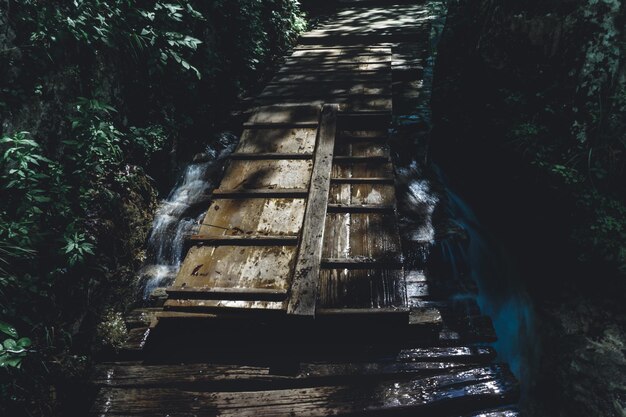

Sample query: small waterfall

[436,178,537,390]
[138,133,238,299]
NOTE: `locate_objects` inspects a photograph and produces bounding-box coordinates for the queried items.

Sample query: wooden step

[91,365,519,416]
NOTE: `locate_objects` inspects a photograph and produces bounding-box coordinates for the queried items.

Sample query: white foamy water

[139,133,237,299]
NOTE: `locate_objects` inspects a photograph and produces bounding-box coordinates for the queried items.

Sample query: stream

[137,133,237,299]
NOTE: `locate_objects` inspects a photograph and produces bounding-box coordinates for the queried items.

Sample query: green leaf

[0,321,18,338]
[3,338,17,350]
[0,353,23,368]
[17,337,32,349]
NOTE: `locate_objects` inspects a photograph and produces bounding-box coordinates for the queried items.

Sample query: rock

[192,152,212,163]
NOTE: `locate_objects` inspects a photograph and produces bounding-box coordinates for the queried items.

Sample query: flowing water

[396,162,536,399]
[138,133,237,299]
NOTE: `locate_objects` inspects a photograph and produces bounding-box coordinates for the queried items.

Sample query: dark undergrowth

[0,1,309,415]
[431,0,625,415]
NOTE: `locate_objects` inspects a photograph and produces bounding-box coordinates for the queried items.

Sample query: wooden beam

[212,188,309,199]
[287,104,338,317]
[187,235,299,246]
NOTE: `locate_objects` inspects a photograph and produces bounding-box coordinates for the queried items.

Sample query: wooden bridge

[90,2,520,415]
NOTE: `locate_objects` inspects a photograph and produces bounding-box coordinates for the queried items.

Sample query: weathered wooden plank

[300,32,428,46]
[199,198,306,237]
[278,62,390,73]
[211,189,309,199]
[287,104,338,317]
[229,152,313,160]
[318,269,406,309]
[171,245,297,292]
[333,156,389,163]
[326,203,395,213]
[328,183,396,206]
[164,298,286,313]
[316,307,407,316]
[291,48,391,58]
[187,235,299,246]
[254,96,393,114]
[331,160,394,179]
[261,82,391,98]
[335,140,389,157]
[340,129,388,140]
[293,44,393,51]
[320,256,403,269]
[271,71,391,85]
[91,365,518,416]
[93,360,482,389]
[244,104,320,126]
[236,128,317,154]
[219,159,313,191]
[323,213,402,259]
[283,54,392,66]
[330,177,394,184]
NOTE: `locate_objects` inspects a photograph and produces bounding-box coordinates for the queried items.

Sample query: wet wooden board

[198,198,306,237]
[322,213,401,259]
[287,104,338,317]
[170,245,297,292]
[93,359,489,388]
[91,365,518,416]
[328,183,396,205]
[318,269,406,309]
[236,128,317,154]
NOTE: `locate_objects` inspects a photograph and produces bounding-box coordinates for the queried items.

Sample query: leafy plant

[0,321,31,369]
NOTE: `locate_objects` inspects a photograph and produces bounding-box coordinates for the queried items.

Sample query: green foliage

[574,191,626,273]
[0,321,31,369]
[19,0,205,77]
[0,1,307,414]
